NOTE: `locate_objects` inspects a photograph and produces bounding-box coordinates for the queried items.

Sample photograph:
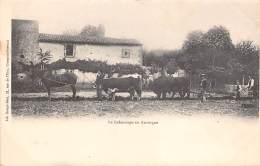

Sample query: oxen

[150,76,190,99]
[97,76,142,101]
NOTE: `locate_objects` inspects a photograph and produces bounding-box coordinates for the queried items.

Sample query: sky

[10,0,260,50]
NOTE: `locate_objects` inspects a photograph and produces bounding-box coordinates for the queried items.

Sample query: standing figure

[247,75,255,98]
[247,75,254,90]
[161,68,168,77]
[96,71,104,100]
[236,80,241,100]
[200,74,207,102]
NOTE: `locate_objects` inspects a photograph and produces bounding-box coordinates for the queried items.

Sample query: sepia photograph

[1,0,260,165]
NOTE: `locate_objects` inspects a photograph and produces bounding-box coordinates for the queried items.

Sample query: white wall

[39,42,64,63]
[39,42,143,84]
[39,42,143,65]
[75,44,142,65]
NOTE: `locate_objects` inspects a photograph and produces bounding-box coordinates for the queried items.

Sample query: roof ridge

[39,33,142,46]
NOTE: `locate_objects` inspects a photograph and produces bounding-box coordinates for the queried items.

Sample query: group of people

[199,74,257,102]
[235,75,257,100]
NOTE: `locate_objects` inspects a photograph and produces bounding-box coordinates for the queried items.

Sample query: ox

[18,61,77,100]
[97,76,142,101]
[150,76,190,99]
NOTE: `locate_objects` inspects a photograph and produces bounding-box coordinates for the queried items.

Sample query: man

[247,75,255,98]
[200,74,207,102]
[247,75,254,90]
[247,75,258,98]
[236,80,241,100]
[96,71,104,100]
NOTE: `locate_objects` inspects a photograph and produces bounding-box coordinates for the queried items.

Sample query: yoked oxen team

[17,58,193,101]
[19,58,258,102]
[95,69,191,101]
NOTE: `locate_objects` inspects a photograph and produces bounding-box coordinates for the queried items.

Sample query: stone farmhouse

[12,19,143,68]
[12,19,143,86]
[38,33,143,65]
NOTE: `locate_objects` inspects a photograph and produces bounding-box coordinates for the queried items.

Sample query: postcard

[1,0,260,165]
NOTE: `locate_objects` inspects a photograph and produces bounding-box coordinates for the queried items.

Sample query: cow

[149,76,190,99]
[96,75,142,101]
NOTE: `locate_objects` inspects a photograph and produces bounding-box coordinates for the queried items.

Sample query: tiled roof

[39,33,142,46]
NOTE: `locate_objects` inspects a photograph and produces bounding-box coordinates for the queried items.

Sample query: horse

[19,61,77,100]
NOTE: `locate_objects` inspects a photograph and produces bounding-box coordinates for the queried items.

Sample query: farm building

[12,19,143,89]
[12,19,143,68]
[38,33,143,65]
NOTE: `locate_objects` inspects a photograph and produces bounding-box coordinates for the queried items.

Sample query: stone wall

[12,19,39,72]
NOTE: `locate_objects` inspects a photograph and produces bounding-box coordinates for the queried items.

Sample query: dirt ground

[6,91,260,165]
[11,91,259,118]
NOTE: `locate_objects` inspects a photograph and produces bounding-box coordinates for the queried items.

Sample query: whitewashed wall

[39,43,64,63]
[39,42,142,86]
[75,44,142,65]
[39,42,143,65]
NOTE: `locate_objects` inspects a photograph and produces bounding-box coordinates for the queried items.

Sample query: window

[122,49,131,58]
[65,44,75,57]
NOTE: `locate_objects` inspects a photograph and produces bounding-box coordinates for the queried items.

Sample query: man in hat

[200,74,208,102]
[236,80,241,100]
[96,70,104,100]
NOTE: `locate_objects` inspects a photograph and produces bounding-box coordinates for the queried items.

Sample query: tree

[235,40,259,77]
[181,30,211,73]
[203,26,235,68]
[62,29,79,36]
[235,41,259,63]
[203,26,234,51]
[166,59,179,74]
[182,30,205,53]
[143,49,180,67]
[226,58,246,82]
[80,24,105,37]
[180,26,236,76]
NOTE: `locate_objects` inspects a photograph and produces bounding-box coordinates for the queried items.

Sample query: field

[7,91,260,165]
[12,91,259,118]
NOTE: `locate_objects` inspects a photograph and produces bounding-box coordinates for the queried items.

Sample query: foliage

[47,58,145,75]
[80,24,105,37]
[37,48,53,65]
[62,24,105,37]
[166,59,179,74]
[180,26,235,73]
[62,29,79,36]
[234,41,259,78]
[143,25,259,85]
[203,26,234,51]
[235,41,259,63]
[143,49,181,74]
[181,30,209,72]
[182,30,206,52]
